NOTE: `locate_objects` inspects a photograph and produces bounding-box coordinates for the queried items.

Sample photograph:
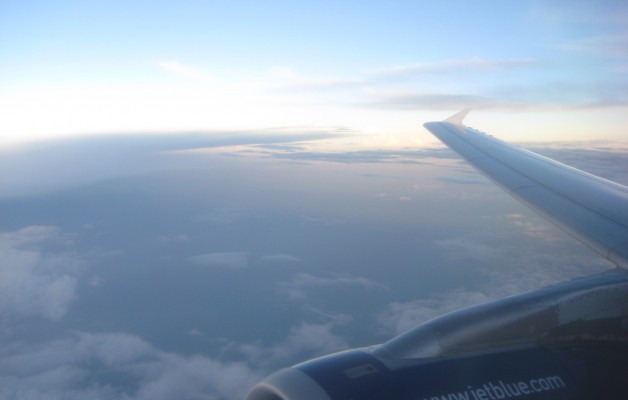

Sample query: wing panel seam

[439,122,628,233]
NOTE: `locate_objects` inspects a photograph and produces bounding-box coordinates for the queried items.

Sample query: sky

[2,1,628,399]
[1,0,628,145]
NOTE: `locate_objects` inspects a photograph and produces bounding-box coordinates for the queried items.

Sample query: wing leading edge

[424,112,628,269]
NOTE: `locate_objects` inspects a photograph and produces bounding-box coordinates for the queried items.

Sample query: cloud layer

[0,226,81,321]
[1,135,625,399]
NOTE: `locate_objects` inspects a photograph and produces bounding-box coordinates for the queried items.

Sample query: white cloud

[378,289,492,335]
[0,323,347,399]
[268,59,538,92]
[0,226,81,321]
[505,214,564,241]
[192,208,259,225]
[268,322,348,360]
[88,276,104,287]
[302,216,346,226]
[280,272,385,299]
[260,254,302,263]
[157,61,212,82]
[267,67,364,91]
[187,329,204,337]
[379,215,613,336]
[157,233,190,243]
[557,33,628,59]
[0,332,261,400]
[437,176,488,185]
[432,237,503,262]
[238,322,348,368]
[2,225,73,247]
[189,252,249,269]
[370,58,538,77]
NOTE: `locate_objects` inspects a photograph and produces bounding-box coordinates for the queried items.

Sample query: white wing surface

[424,111,628,269]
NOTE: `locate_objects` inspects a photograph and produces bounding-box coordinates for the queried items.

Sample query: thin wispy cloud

[280,272,386,299]
[157,60,212,82]
[189,252,250,269]
[192,208,254,225]
[260,254,302,263]
[370,58,539,78]
[363,92,508,111]
[557,34,628,59]
[437,176,488,185]
[263,56,628,113]
[268,67,364,91]
[269,58,539,92]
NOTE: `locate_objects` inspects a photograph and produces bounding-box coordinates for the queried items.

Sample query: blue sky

[1,0,627,144]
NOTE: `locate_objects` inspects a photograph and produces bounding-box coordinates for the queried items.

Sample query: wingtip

[445,108,472,125]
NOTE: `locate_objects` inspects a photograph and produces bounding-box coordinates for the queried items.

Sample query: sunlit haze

[1,0,627,146]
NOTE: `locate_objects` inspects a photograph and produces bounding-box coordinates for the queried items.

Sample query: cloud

[187,329,204,337]
[192,208,254,224]
[0,130,344,197]
[0,226,81,321]
[378,250,609,336]
[0,331,261,400]
[524,143,628,186]
[363,92,512,111]
[265,57,628,114]
[378,289,492,335]
[280,272,385,299]
[504,214,563,241]
[432,237,503,262]
[437,176,488,185]
[363,83,628,111]
[267,67,364,91]
[558,33,628,60]
[378,212,613,336]
[238,322,348,368]
[268,58,539,93]
[302,216,346,226]
[261,58,625,114]
[0,322,347,399]
[189,252,250,269]
[260,254,302,263]
[157,61,211,82]
[495,81,628,109]
[267,322,347,360]
[370,58,539,78]
[270,148,443,164]
[437,231,609,287]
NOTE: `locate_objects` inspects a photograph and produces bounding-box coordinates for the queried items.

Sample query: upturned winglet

[445,108,471,125]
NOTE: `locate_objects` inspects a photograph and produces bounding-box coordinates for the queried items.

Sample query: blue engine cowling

[247,271,628,400]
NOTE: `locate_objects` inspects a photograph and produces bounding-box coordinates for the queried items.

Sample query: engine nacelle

[247,270,628,400]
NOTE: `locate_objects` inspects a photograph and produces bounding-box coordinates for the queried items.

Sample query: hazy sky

[1,0,627,145]
[2,1,628,399]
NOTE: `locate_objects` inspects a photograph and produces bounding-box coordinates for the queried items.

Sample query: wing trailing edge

[424,111,628,269]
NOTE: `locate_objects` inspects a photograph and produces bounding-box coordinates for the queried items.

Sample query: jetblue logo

[423,376,566,400]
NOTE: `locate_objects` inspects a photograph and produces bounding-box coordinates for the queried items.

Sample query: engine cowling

[247,271,628,400]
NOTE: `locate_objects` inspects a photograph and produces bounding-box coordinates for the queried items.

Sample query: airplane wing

[424,110,628,269]
[247,113,628,400]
